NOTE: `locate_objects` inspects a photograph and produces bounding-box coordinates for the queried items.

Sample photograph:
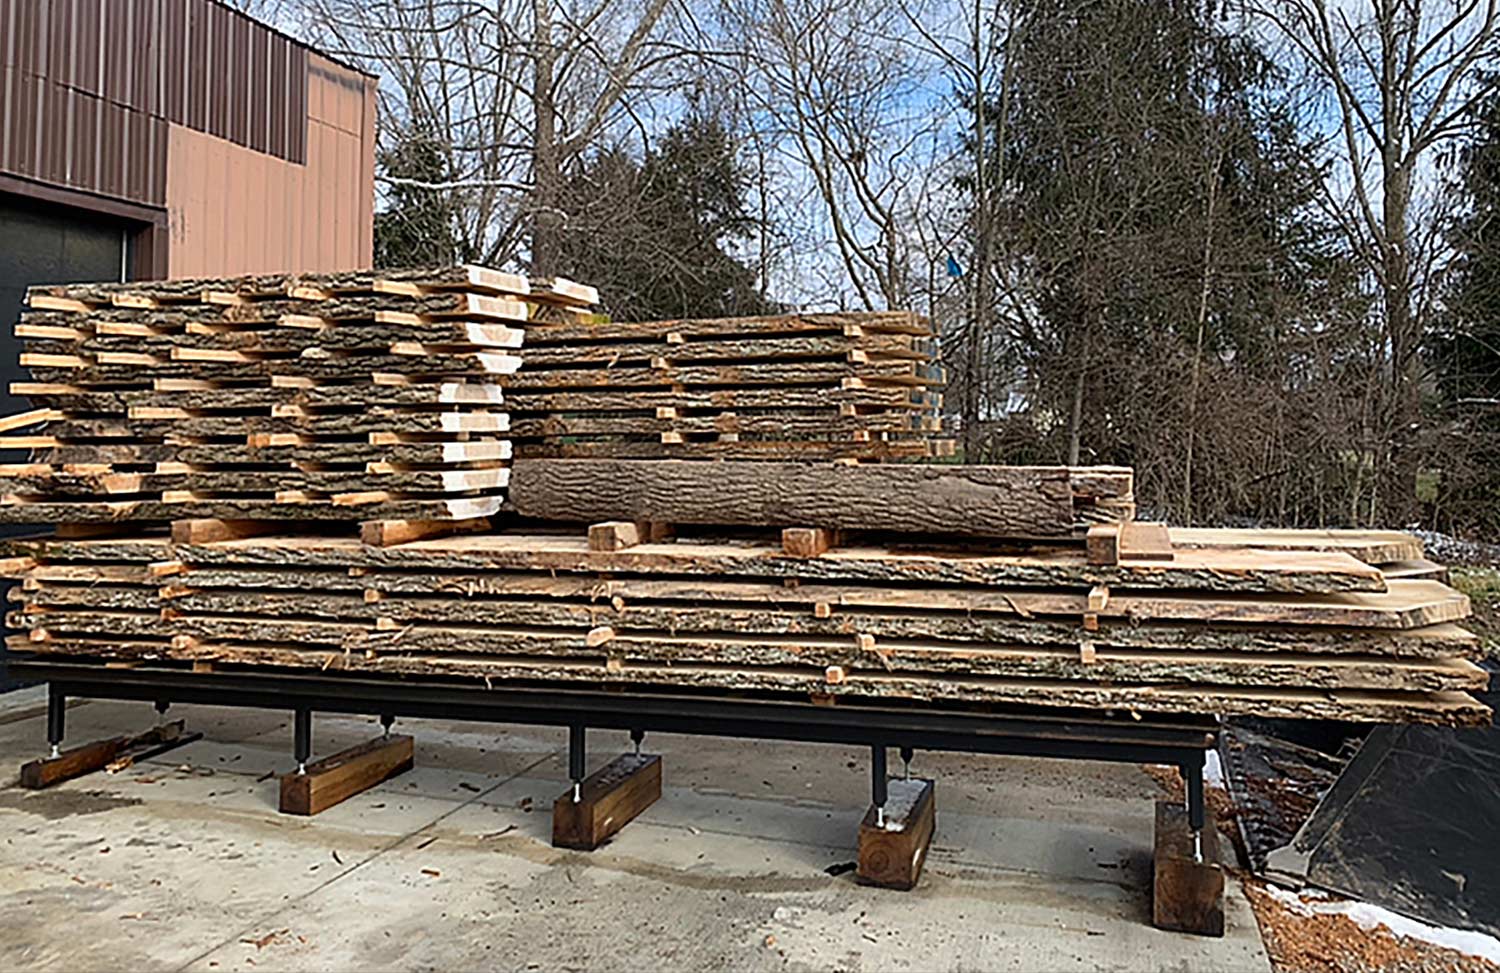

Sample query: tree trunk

[531,0,561,277]
[1067,323,1089,466]
[1382,162,1419,524]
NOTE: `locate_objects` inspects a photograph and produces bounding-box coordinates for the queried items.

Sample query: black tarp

[1226,661,1500,938]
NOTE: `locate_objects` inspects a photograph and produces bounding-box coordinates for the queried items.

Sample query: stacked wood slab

[2,525,1487,725]
[0,267,597,524]
[506,311,950,461]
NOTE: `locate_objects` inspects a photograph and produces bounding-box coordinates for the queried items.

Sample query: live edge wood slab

[552,753,662,850]
[1153,801,1225,936]
[857,778,936,890]
[279,734,414,815]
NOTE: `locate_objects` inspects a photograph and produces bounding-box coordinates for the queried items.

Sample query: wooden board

[0,529,1392,593]
[15,636,1489,725]
[279,734,414,815]
[14,531,1379,593]
[521,310,929,344]
[19,606,1485,691]
[12,579,1481,660]
[552,753,662,850]
[1169,528,1424,566]
[858,778,935,891]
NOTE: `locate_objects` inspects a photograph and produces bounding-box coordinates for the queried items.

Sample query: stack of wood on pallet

[1,462,1487,725]
[0,267,597,529]
[506,311,950,461]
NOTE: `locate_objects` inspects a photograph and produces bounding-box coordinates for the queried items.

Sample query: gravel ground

[1408,528,1500,567]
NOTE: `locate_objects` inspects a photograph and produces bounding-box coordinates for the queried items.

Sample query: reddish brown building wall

[0,0,373,277]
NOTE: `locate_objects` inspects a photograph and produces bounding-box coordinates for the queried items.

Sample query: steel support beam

[10,661,1217,770]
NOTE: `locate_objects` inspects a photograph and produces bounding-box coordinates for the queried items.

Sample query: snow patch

[1263,884,1500,965]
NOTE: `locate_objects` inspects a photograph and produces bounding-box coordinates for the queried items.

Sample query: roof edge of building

[209,0,378,81]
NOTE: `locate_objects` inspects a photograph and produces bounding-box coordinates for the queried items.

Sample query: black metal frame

[11,659,1216,835]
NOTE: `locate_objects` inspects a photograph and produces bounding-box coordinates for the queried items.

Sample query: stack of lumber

[506,311,950,461]
[0,267,597,526]
[2,521,1487,725]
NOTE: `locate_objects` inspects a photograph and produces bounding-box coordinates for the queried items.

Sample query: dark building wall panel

[0,0,311,211]
[0,0,372,280]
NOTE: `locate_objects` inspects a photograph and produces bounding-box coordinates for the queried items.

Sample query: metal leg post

[630,727,644,756]
[294,708,312,776]
[899,746,914,779]
[380,713,395,740]
[46,687,64,759]
[569,724,586,802]
[872,744,888,828]
[1185,755,1206,864]
[154,699,170,725]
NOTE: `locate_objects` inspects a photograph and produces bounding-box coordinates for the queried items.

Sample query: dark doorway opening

[0,191,142,690]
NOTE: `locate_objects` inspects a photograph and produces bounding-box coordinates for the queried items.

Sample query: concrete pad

[0,699,1272,972]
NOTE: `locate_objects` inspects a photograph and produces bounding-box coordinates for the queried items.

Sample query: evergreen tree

[556,116,775,320]
[1437,85,1500,404]
[1429,83,1500,531]
[963,0,1368,523]
[374,135,466,269]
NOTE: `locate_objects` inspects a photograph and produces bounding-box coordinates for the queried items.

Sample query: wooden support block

[589,521,648,551]
[19,721,196,789]
[54,523,129,539]
[783,527,837,557]
[171,519,280,545]
[552,753,662,850]
[1152,800,1225,937]
[279,734,415,816]
[857,778,936,891]
[1087,523,1122,564]
[360,516,490,547]
[1121,521,1175,561]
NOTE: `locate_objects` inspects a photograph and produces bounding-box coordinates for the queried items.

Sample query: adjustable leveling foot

[553,725,662,850]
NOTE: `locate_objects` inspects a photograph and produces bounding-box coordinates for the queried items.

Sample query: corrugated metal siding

[0,0,310,209]
[166,52,375,277]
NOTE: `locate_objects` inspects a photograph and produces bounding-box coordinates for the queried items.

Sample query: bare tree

[899,0,1024,460]
[712,0,941,310]
[1248,0,1499,519]
[302,0,678,274]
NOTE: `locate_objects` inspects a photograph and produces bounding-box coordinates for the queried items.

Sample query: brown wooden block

[783,527,837,557]
[588,521,648,551]
[54,523,129,539]
[552,753,662,850]
[857,778,935,890]
[171,518,280,545]
[360,516,490,547]
[1121,521,1175,561]
[1087,523,1122,564]
[1152,800,1225,936]
[19,721,191,789]
[279,734,414,816]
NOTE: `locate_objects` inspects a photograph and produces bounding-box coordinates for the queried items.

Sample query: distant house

[0,0,376,408]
